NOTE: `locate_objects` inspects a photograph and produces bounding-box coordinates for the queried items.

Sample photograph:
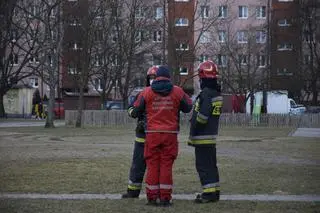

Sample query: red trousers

[144,132,178,201]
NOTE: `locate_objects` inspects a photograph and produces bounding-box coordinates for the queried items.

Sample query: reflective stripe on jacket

[131,86,192,133]
[188,88,222,147]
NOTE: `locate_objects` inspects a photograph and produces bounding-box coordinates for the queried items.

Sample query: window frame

[155,7,163,19]
[29,77,39,88]
[238,6,248,19]
[237,31,248,43]
[218,5,228,18]
[218,30,226,43]
[179,67,188,75]
[256,6,266,19]
[256,30,266,44]
[200,6,209,18]
[153,30,162,42]
[175,18,189,26]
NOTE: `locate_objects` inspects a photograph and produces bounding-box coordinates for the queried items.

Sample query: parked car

[105,101,125,110]
[54,102,65,118]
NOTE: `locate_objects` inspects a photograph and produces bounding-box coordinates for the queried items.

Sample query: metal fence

[65,110,320,128]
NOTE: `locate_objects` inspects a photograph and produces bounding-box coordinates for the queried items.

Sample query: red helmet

[198,60,219,79]
[147,66,158,77]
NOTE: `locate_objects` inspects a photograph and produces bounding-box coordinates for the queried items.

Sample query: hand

[135,120,145,134]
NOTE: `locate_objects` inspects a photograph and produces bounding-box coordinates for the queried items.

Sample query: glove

[135,120,145,134]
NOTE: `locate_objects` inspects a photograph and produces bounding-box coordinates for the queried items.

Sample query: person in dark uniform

[188,60,223,203]
[122,66,158,198]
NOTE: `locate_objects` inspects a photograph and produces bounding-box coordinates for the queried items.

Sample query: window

[28,5,38,17]
[135,7,145,18]
[257,55,266,67]
[49,7,56,18]
[217,54,227,67]
[179,67,188,75]
[199,54,209,62]
[111,54,118,66]
[256,6,266,19]
[9,54,18,66]
[239,6,248,18]
[153,30,162,42]
[278,19,291,26]
[29,54,39,63]
[152,55,162,66]
[175,18,189,26]
[200,31,210,43]
[29,77,39,88]
[277,43,293,51]
[176,43,189,51]
[94,30,103,41]
[11,29,18,42]
[135,30,142,43]
[201,6,209,18]
[68,64,78,75]
[218,30,226,43]
[47,55,53,66]
[238,54,247,65]
[94,78,103,91]
[48,30,56,40]
[237,31,248,43]
[155,7,163,19]
[256,30,266,43]
[304,55,311,65]
[277,68,292,76]
[278,0,293,2]
[218,5,227,18]
[94,54,103,66]
[304,31,314,42]
[71,42,82,50]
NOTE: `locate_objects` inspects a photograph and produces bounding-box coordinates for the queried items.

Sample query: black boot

[146,199,158,206]
[121,189,140,198]
[159,199,172,207]
[194,191,220,204]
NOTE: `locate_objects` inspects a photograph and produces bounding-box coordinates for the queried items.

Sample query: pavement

[0,120,65,128]
[0,193,319,202]
[291,128,320,138]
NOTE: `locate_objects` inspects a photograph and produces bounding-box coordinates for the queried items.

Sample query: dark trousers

[127,141,146,193]
[195,145,220,199]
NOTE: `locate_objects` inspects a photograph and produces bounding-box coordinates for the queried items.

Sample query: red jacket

[130,79,192,133]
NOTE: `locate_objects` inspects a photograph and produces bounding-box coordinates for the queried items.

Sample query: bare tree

[112,0,158,107]
[0,0,42,117]
[26,0,64,127]
[299,0,320,105]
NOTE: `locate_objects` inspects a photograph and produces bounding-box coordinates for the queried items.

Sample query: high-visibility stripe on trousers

[144,133,178,201]
[127,141,146,193]
[195,145,220,198]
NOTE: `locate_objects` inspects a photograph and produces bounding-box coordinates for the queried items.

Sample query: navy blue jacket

[188,88,223,146]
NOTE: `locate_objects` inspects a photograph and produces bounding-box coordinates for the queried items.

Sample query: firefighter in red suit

[129,66,192,206]
[188,60,223,203]
[122,66,157,198]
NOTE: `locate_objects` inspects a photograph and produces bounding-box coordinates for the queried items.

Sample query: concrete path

[292,128,320,138]
[1,193,319,202]
[0,121,65,128]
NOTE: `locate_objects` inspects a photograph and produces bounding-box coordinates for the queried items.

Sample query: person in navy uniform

[188,60,223,203]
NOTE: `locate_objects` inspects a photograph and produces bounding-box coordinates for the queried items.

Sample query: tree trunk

[100,89,106,110]
[0,93,6,118]
[312,81,318,105]
[45,87,55,128]
[75,87,84,128]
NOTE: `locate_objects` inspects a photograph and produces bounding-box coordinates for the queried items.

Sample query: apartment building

[270,0,301,98]
[194,0,270,94]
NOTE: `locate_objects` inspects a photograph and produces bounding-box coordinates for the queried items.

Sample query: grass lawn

[0,126,319,212]
[0,199,319,213]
